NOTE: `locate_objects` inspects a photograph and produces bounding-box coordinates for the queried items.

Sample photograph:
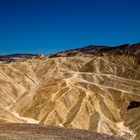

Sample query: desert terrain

[0,43,140,140]
[0,123,124,140]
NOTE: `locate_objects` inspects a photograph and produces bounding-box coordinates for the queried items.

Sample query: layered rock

[0,43,140,140]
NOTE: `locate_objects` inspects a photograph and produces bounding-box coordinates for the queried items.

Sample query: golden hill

[0,44,140,140]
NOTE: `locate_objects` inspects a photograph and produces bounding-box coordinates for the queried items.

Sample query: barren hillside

[0,43,140,140]
[0,123,124,140]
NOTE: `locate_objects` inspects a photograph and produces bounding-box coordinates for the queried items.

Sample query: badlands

[0,43,140,140]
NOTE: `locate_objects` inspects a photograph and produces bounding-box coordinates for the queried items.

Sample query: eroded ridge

[0,44,140,140]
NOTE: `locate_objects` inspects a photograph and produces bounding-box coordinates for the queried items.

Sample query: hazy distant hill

[4,53,39,58]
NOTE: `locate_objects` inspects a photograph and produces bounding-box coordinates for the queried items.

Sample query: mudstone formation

[0,43,140,140]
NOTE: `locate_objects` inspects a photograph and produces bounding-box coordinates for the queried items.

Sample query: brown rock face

[0,43,140,140]
[0,123,124,140]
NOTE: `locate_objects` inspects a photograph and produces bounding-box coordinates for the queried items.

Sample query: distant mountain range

[4,53,39,57]
[50,42,140,57]
[0,54,43,63]
[0,42,140,59]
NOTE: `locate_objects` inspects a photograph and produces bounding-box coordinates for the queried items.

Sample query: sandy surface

[0,123,125,140]
[0,54,139,140]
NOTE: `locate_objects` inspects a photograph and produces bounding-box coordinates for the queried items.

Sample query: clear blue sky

[0,0,140,55]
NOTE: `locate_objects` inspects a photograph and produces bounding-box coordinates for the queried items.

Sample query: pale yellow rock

[0,55,139,140]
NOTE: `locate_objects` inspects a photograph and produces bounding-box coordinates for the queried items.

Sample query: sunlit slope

[0,54,139,139]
